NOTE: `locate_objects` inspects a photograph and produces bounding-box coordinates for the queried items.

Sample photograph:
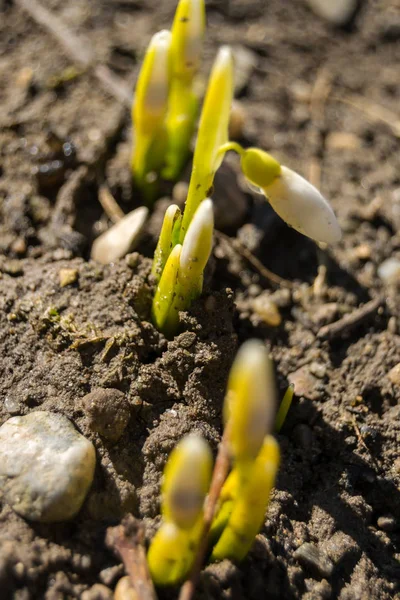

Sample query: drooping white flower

[263,166,342,244]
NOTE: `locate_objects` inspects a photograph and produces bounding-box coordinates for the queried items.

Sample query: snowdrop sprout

[170,0,205,79]
[131,30,172,196]
[210,434,280,562]
[162,434,213,529]
[179,46,234,242]
[151,204,182,283]
[224,339,276,463]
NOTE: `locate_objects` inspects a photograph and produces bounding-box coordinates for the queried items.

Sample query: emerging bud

[133,30,172,136]
[171,0,206,79]
[148,521,194,586]
[180,198,214,279]
[211,435,280,562]
[263,166,341,245]
[151,204,182,282]
[224,340,276,462]
[162,434,213,529]
[151,243,182,332]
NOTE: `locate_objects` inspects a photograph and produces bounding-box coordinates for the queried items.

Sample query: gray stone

[294,542,334,578]
[0,411,96,522]
[91,207,148,264]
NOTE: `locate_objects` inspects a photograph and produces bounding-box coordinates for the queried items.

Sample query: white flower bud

[264,166,341,244]
[180,198,214,277]
[144,30,172,117]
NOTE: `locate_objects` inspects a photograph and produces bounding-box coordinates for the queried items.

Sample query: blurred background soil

[0,0,399,598]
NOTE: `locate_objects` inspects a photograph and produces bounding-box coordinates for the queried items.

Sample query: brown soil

[0,0,399,599]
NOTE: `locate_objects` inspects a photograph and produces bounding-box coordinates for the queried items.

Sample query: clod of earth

[0,411,96,522]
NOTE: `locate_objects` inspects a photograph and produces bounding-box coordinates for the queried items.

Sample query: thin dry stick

[308,67,332,189]
[106,515,158,600]
[317,295,384,341]
[216,231,293,288]
[98,184,125,223]
[332,93,400,138]
[15,0,132,107]
[179,428,231,600]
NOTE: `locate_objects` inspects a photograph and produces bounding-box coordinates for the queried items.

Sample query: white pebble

[0,411,96,522]
[91,207,148,264]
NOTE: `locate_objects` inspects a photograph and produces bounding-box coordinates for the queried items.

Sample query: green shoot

[147,434,212,586]
[151,204,182,283]
[275,383,294,432]
[147,340,281,588]
[210,435,280,562]
[163,0,206,180]
[224,339,276,464]
[151,199,214,338]
[179,46,234,242]
[131,30,172,203]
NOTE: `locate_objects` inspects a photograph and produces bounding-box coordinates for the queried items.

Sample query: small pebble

[305,0,358,25]
[378,258,400,284]
[377,515,397,532]
[288,367,320,401]
[326,132,361,151]
[99,565,124,586]
[82,388,130,443]
[59,268,78,287]
[294,542,334,578]
[309,362,327,379]
[229,100,247,139]
[0,411,96,522]
[232,45,258,94]
[81,584,113,600]
[91,207,148,264]
[252,294,281,327]
[172,181,189,206]
[387,363,400,386]
[4,397,21,415]
[125,252,139,269]
[114,576,137,600]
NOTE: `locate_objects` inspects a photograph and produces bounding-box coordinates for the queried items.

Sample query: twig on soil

[317,296,384,341]
[106,515,158,600]
[308,67,332,189]
[15,0,132,106]
[332,94,400,138]
[98,184,125,223]
[179,427,232,600]
[52,165,90,229]
[216,231,293,288]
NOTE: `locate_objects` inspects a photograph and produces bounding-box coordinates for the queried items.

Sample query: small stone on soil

[91,207,148,264]
[294,542,334,578]
[378,258,400,284]
[387,363,400,386]
[305,0,358,25]
[0,411,96,522]
[82,388,130,443]
[377,515,397,532]
[81,584,113,600]
[114,576,136,600]
[288,367,320,400]
[59,268,78,287]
